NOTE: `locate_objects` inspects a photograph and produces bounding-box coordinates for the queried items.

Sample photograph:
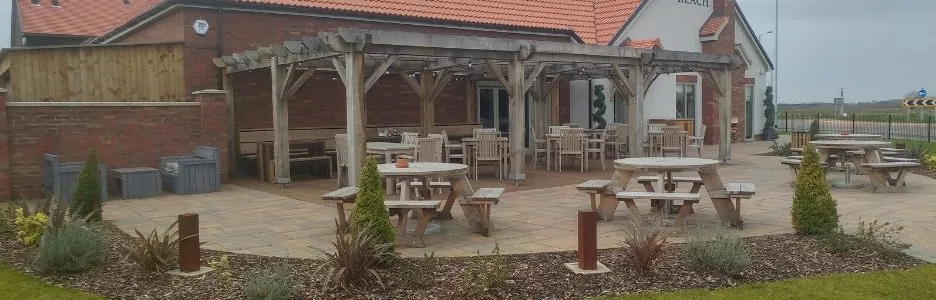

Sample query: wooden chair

[473,128,498,137]
[585,127,607,170]
[401,137,447,197]
[529,126,548,169]
[334,134,348,187]
[612,124,630,158]
[790,131,809,154]
[646,124,665,156]
[686,124,707,158]
[440,130,465,163]
[548,125,570,135]
[556,128,585,172]
[401,132,419,145]
[562,123,581,128]
[473,131,502,180]
[659,126,687,157]
[603,124,620,158]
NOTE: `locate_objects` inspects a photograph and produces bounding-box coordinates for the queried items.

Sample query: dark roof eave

[92,0,580,44]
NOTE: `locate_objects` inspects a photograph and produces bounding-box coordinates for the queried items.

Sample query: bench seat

[636,176,703,184]
[321,187,359,229]
[725,182,755,229]
[615,192,701,226]
[385,200,441,248]
[882,157,920,163]
[461,187,503,236]
[862,162,921,193]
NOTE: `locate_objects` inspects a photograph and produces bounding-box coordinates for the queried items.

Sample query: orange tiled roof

[700,15,729,37]
[17,0,164,37]
[624,38,663,49]
[594,0,643,45]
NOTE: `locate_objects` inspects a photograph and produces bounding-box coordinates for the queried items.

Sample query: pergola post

[628,66,645,157]
[344,50,366,185]
[270,56,291,184]
[419,72,435,136]
[717,69,732,162]
[507,57,526,182]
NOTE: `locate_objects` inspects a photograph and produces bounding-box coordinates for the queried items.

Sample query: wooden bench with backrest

[615,191,701,225]
[575,180,618,220]
[464,187,504,236]
[725,182,756,229]
[321,187,359,230]
[384,200,441,248]
[862,162,921,193]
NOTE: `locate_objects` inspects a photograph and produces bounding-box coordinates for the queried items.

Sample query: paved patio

[103,140,936,262]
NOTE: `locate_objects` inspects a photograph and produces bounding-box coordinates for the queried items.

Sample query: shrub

[15,208,48,246]
[0,204,16,234]
[14,196,69,230]
[208,254,233,287]
[125,221,183,273]
[819,219,911,258]
[455,244,510,298]
[621,219,667,273]
[923,152,936,171]
[791,144,839,235]
[35,222,107,274]
[808,119,820,141]
[349,156,395,247]
[686,227,750,277]
[768,141,794,157]
[70,149,103,222]
[317,220,397,292]
[244,260,297,300]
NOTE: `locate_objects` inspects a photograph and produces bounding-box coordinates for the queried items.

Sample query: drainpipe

[216,8,224,90]
[587,79,593,129]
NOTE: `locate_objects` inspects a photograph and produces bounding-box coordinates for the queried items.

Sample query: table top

[815,134,882,140]
[613,157,720,172]
[461,137,509,143]
[366,142,416,151]
[809,140,891,148]
[377,162,469,177]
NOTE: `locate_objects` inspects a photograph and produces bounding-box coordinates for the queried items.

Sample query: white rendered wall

[570,80,591,127]
[735,14,770,139]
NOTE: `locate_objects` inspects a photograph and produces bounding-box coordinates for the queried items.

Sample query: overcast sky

[0,0,10,48]
[737,0,936,103]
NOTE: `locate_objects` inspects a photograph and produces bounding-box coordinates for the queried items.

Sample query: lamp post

[757,31,773,40]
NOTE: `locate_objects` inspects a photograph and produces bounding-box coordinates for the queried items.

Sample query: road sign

[920,88,928,98]
[902,99,936,107]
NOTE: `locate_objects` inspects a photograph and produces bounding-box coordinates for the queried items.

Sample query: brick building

[0,0,771,199]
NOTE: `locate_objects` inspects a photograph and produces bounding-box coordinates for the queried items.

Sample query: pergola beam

[363,55,398,93]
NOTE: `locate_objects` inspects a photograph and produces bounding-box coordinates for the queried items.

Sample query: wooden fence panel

[3,43,185,102]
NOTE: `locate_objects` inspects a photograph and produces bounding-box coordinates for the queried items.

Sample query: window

[676,84,696,119]
[613,92,628,123]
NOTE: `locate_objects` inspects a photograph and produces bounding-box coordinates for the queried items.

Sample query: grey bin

[160,146,221,195]
[42,154,109,203]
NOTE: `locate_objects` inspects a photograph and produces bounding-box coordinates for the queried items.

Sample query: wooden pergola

[213,28,742,186]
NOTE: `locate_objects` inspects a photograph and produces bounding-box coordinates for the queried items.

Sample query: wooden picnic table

[609,157,741,226]
[809,140,891,188]
[377,162,473,221]
[815,133,882,140]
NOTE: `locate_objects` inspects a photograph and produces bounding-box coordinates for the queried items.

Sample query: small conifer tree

[349,156,395,245]
[791,144,838,235]
[69,149,102,222]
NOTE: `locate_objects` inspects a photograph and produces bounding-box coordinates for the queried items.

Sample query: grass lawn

[597,264,936,300]
[0,264,102,300]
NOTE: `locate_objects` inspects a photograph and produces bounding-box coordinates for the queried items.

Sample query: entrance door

[745,85,755,139]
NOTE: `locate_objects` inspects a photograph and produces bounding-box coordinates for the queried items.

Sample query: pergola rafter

[215,28,739,186]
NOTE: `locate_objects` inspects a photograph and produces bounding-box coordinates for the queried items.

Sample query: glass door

[478,87,510,132]
[745,85,755,139]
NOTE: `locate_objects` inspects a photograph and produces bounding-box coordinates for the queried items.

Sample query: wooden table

[809,140,891,188]
[377,162,473,222]
[816,134,882,140]
[367,142,416,194]
[610,157,741,226]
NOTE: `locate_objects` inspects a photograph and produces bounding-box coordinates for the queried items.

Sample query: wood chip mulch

[0,222,926,300]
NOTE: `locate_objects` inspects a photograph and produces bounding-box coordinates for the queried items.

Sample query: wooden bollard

[577,210,598,270]
[178,213,200,272]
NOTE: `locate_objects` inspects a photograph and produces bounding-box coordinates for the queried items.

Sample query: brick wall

[1,100,229,200]
[700,0,746,145]
[0,90,10,200]
[117,8,185,43]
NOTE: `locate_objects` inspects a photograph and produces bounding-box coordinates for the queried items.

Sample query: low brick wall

[0,90,229,200]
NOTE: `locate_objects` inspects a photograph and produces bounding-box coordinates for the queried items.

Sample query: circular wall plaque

[192,20,210,36]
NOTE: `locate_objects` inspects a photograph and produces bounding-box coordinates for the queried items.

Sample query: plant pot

[395,156,409,168]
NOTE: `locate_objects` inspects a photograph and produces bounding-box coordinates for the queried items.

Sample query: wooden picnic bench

[862,162,920,193]
[386,200,441,248]
[575,180,617,220]
[465,187,504,236]
[321,187,359,230]
[882,156,920,163]
[725,182,755,229]
[615,191,701,226]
